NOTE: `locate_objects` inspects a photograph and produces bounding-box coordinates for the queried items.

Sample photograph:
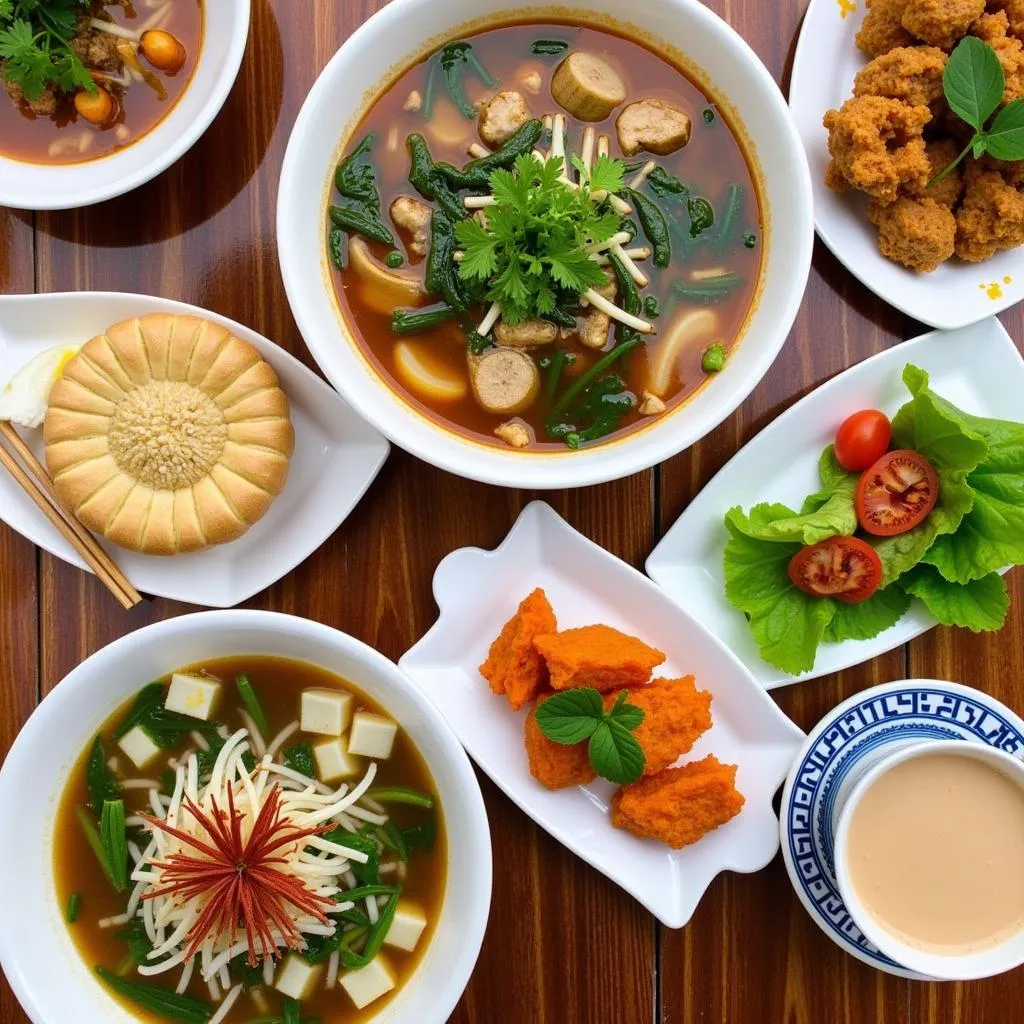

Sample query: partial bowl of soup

[0,610,491,1024]
[277,0,813,488]
[0,0,249,209]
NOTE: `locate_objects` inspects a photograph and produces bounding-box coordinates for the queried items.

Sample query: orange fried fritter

[955,162,1024,260]
[901,0,985,49]
[867,196,957,270]
[857,0,915,56]
[611,755,746,849]
[906,138,965,208]
[853,46,948,110]
[480,587,556,710]
[971,8,1011,43]
[987,0,1024,38]
[534,624,666,693]
[992,30,1024,101]
[823,96,932,202]
[524,695,596,790]
[604,676,713,776]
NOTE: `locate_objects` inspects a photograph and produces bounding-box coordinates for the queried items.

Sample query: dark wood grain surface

[1,1,1021,1021]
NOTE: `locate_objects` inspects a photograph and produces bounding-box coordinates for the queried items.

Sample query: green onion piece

[95,967,213,1023]
[235,673,270,739]
[111,682,165,740]
[283,998,301,1024]
[379,821,409,862]
[702,342,727,373]
[422,57,439,120]
[391,305,456,335]
[76,806,118,891]
[672,274,744,304]
[338,884,401,902]
[341,891,402,969]
[101,799,129,892]
[86,736,120,814]
[542,349,566,408]
[385,250,405,268]
[365,785,435,808]
[550,337,642,420]
[531,39,569,56]
[66,892,82,924]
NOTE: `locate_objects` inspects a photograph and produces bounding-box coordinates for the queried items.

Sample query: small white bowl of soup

[277,0,813,488]
[835,740,1024,980]
[0,610,491,1024]
[0,0,250,210]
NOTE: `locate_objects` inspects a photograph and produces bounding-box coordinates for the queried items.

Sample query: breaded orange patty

[480,587,556,710]
[534,624,665,693]
[524,695,596,790]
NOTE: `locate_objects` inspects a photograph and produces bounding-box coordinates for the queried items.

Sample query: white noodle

[609,242,649,287]
[477,301,501,336]
[467,142,489,158]
[121,778,161,790]
[209,984,243,1024]
[327,950,341,988]
[266,721,299,759]
[98,913,131,929]
[190,731,210,753]
[585,231,631,255]
[238,710,266,754]
[175,955,195,996]
[627,160,657,190]
[581,126,595,174]
[582,288,654,332]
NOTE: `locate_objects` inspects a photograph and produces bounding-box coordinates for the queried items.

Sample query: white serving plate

[0,292,389,607]
[399,501,805,928]
[646,317,1024,689]
[789,0,1024,328]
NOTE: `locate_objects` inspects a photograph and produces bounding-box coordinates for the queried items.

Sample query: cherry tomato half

[855,449,939,536]
[834,409,891,472]
[788,536,883,604]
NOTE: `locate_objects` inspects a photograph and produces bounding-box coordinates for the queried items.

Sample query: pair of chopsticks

[0,421,142,610]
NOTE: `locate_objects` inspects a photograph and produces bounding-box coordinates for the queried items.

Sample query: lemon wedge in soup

[0,345,80,428]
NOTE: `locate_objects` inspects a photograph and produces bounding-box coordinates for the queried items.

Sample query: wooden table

[1,1,1021,1021]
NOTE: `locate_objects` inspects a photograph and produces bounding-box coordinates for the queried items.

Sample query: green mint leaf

[535,688,604,745]
[983,98,1024,160]
[607,698,645,731]
[943,36,1005,130]
[823,584,912,643]
[972,134,989,159]
[588,720,645,784]
[901,565,1008,632]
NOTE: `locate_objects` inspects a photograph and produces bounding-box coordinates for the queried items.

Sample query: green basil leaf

[944,36,1005,130]
[534,688,604,745]
[588,720,645,784]
[983,98,1024,160]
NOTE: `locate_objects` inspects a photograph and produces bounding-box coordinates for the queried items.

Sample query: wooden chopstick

[0,422,142,610]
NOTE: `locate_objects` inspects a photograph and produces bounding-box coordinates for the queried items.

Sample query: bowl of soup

[0,610,492,1024]
[277,0,813,488]
[835,740,1024,980]
[0,0,250,209]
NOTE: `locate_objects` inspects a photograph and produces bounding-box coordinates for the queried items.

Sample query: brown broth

[0,1,203,164]
[328,20,762,451]
[54,656,447,1024]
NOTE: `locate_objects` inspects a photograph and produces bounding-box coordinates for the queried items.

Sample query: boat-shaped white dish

[789,0,1024,329]
[0,292,389,607]
[399,501,805,928]
[646,317,1024,689]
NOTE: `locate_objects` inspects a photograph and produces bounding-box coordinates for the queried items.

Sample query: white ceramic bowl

[277,0,813,489]
[834,740,1024,981]
[0,610,492,1024]
[0,0,250,210]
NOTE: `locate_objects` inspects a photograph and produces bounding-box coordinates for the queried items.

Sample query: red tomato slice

[856,450,939,536]
[835,409,891,472]
[788,536,883,604]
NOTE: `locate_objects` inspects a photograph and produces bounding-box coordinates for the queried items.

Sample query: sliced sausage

[579,309,611,349]
[616,99,692,156]
[551,52,626,122]
[390,195,432,256]
[494,318,558,348]
[479,90,531,146]
[470,348,541,415]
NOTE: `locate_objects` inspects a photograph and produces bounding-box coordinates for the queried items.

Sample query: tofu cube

[300,688,353,736]
[165,673,221,722]
[347,712,398,759]
[274,954,323,1001]
[383,900,427,953]
[117,725,161,769]
[313,738,362,783]
[340,955,395,1010]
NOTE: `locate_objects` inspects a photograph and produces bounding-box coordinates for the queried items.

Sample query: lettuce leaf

[901,565,1009,632]
[823,585,912,643]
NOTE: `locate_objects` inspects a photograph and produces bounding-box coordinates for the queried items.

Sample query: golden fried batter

[524,695,596,790]
[858,0,915,56]
[904,137,966,207]
[955,161,1024,260]
[901,0,985,49]
[823,96,932,202]
[610,755,745,849]
[987,0,1024,38]
[853,46,948,110]
[480,587,556,710]
[867,195,957,270]
[990,30,1024,101]
[534,624,665,693]
[971,8,1011,43]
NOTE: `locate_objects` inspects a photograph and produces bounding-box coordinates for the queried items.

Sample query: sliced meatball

[867,196,955,272]
[389,195,432,256]
[493,318,558,348]
[551,51,626,121]
[70,20,123,71]
[616,99,692,156]
[3,78,59,116]
[495,421,531,448]
[470,348,541,415]
[479,90,531,147]
[901,0,984,49]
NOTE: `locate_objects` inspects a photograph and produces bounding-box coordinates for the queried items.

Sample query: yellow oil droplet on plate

[1004,275,1013,284]
[837,0,856,16]
[986,282,1004,300]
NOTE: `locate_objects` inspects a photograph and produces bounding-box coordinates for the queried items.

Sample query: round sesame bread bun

[43,313,295,556]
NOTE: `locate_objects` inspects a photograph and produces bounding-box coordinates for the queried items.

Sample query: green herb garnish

[100,799,129,893]
[113,683,221,749]
[283,740,317,779]
[115,916,154,966]
[702,342,726,373]
[95,967,212,1024]
[531,39,569,56]
[702,107,716,124]
[385,250,405,268]
[364,785,435,808]
[235,673,270,739]
[75,806,119,892]
[86,736,120,814]
[65,891,81,924]
[535,688,646,784]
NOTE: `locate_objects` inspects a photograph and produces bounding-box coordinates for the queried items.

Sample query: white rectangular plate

[399,501,804,928]
[0,292,389,607]
[646,317,1024,688]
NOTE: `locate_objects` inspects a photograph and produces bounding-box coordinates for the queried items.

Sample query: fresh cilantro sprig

[535,687,646,784]
[454,153,627,325]
[0,0,95,101]
[931,37,1024,185]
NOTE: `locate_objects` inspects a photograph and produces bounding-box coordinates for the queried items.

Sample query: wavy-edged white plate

[0,292,389,607]
[789,0,1024,328]
[646,317,1024,689]
[399,500,805,928]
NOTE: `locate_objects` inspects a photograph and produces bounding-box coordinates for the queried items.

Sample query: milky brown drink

[846,752,1024,954]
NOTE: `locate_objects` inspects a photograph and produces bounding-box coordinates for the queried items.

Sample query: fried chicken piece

[479,588,556,710]
[904,137,965,207]
[901,0,985,48]
[867,195,956,270]
[853,46,948,112]
[534,624,666,693]
[604,676,713,776]
[823,96,932,202]
[611,755,746,849]
[955,162,1024,260]
[524,694,596,790]
[858,0,915,55]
